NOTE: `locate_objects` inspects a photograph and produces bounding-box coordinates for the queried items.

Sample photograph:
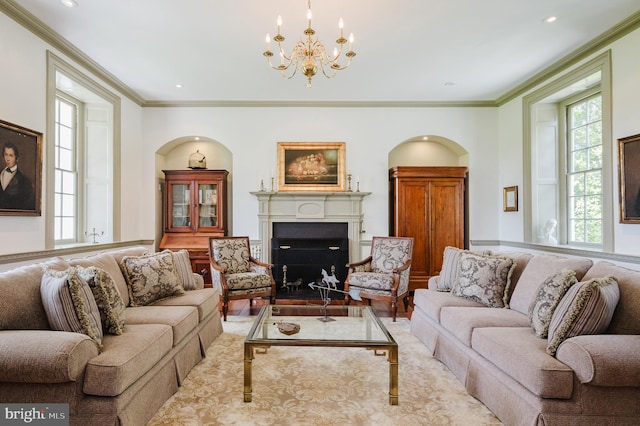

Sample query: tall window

[523,51,612,251]
[47,52,121,248]
[54,95,79,242]
[566,94,602,245]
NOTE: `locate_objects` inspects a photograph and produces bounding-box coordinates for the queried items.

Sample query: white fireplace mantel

[250,191,371,263]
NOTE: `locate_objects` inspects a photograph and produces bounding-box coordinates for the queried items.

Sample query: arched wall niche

[388,135,469,167]
[154,136,233,249]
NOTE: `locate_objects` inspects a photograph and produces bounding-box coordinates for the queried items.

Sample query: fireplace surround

[251,191,371,297]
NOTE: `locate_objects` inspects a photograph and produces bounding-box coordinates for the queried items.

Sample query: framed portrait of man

[0,119,42,216]
[618,133,640,223]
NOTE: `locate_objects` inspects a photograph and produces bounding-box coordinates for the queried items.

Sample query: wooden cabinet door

[396,179,430,288]
[428,179,465,276]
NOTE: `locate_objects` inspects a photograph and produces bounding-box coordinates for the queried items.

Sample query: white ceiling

[8,0,640,103]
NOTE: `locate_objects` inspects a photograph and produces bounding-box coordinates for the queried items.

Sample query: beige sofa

[410,251,640,426]
[0,247,223,425]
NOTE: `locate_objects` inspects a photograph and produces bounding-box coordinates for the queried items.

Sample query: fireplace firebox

[271,222,349,299]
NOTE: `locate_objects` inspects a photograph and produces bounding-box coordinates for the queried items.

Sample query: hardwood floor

[223,297,412,319]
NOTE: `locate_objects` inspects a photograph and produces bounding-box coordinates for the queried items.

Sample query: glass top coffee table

[244,304,398,405]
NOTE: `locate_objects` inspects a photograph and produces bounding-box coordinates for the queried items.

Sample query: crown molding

[141,99,497,108]
[2,1,639,109]
[496,10,640,106]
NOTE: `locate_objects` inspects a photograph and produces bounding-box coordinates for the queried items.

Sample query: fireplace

[271,222,348,299]
[250,191,371,299]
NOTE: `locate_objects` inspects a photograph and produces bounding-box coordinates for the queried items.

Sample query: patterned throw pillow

[77,266,126,335]
[171,249,197,290]
[40,267,103,347]
[451,252,515,308]
[546,276,620,356]
[528,270,577,338]
[121,251,185,306]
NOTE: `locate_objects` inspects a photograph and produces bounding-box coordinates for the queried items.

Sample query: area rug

[147,316,501,425]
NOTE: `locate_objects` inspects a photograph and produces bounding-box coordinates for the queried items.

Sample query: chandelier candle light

[263,0,356,87]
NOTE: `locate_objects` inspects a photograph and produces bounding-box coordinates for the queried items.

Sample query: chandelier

[263,0,356,87]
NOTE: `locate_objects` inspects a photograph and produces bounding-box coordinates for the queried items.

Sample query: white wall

[141,106,500,244]
[0,12,145,255]
[497,27,640,256]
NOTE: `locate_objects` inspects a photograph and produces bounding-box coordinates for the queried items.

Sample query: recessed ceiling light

[61,0,78,7]
[175,84,183,88]
[544,16,557,23]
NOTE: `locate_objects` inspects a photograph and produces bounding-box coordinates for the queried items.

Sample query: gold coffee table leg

[243,343,253,402]
[389,345,399,405]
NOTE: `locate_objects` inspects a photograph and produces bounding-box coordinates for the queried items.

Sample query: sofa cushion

[582,261,640,334]
[440,306,530,347]
[528,270,577,338]
[490,251,534,306]
[451,252,515,308]
[77,266,126,335]
[547,276,620,356]
[40,268,103,348]
[472,327,574,399]
[121,251,185,306]
[171,249,197,290]
[0,258,70,330]
[413,289,486,323]
[153,288,220,322]
[69,253,131,307]
[105,246,149,265]
[124,305,198,346]
[83,323,173,397]
[509,254,593,316]
[0,330,99,383]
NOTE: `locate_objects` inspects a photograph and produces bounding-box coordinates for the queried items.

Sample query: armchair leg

[344,295,351,306]
[402,296,409,312]
[222,301,229,321]
[391,301,397,322]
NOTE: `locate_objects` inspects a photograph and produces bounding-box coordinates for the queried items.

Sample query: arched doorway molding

[154,136,233,248]
[389,135,469,167]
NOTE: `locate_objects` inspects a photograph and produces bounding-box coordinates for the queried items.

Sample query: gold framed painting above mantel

[277,142,346,192]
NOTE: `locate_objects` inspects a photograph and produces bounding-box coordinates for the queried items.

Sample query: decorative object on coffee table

[274,321,301,335]
[309,277,361,322]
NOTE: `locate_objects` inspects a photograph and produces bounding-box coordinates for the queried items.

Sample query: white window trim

[46,51,121,249]
[523,51,613,252]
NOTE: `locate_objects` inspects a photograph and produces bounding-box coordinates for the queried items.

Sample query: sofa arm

[192,272,205,290]
[556,334,640,387]
[0,330,99,383]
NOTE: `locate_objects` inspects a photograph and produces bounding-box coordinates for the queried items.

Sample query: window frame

[522,51,613,252]
[561,89,603,247]
[46,51,121,248]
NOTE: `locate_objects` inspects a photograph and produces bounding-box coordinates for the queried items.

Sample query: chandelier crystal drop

[263,0,356,88]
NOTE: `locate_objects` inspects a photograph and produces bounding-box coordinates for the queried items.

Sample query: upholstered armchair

[344,236,414,321]
[208,236,276,321]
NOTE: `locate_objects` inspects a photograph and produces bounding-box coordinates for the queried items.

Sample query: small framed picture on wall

[618,133,640,223]
[503,186,518,212]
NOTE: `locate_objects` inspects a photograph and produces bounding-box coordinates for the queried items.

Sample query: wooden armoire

[389,166,468,292]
